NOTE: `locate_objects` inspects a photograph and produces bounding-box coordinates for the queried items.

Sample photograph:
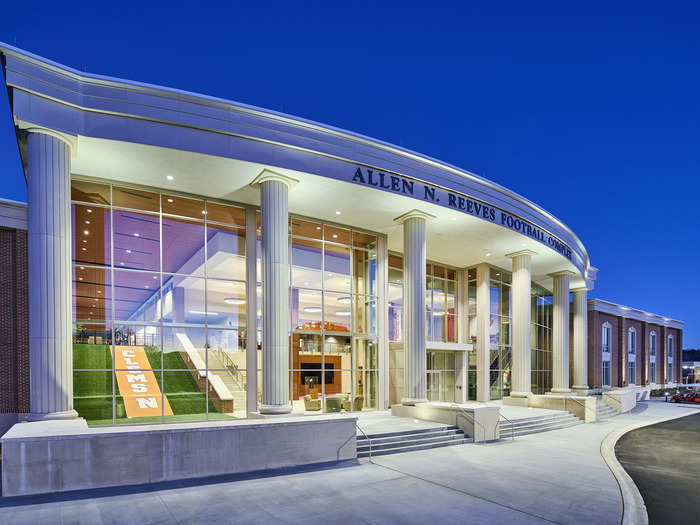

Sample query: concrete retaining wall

[1,415,357,496]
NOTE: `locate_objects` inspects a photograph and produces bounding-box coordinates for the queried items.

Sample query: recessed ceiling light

[120,262,125,265]
[126,249,132,254]
[86,209,92,213]
[81,247,86,251]
[335,211,341,215]
[167,198,173,203]
[304,306,322,313]
[83,230,89,235]
[82,240,87,243]
[337,297,351,304]
[133,233,140,237]
[332,234,338,238]
[97,290,101,294]
[316,226,321,230]
[79,266,85,270]
[224,298,246,305]
[335,310,351,316]
[166,175,174,181]
[485,252,491,257]
[201,210,207,215]
[144,285,149,289]
[78,277,83,281]
[85,220,90,224]
[153,276,158,279]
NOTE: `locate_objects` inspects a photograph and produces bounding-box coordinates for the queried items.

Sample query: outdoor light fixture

[304,306,322,313]
[337,297,351,304]
[166,175,174,181]
[335,210,341,215]
[224,298,245,305]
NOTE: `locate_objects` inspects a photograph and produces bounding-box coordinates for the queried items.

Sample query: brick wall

[0,227,29,415]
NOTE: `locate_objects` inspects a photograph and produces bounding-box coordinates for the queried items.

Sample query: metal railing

[356,423,372,462]
[602,394,626,414]
[450,404,489,443]
[496,413,515,442]
[213,347,246,390]
[564,395,589,422]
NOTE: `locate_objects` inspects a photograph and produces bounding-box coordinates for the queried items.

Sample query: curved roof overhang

[0,43,596,290]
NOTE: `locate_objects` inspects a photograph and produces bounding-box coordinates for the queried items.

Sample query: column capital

[548,270,575,279]
[394,209,436,224]
[250,169,299,189]
[23,126,77,155]
[571,287,590,293]
[505,249,537,259]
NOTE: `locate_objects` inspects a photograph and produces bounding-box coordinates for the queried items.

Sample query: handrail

[602,393,625,414]
[497,413,515,442]
[450,404,488,443]
[356,423,372,462]
[564,395,589,422]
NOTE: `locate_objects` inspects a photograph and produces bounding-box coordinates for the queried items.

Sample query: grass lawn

[73,344,220,424]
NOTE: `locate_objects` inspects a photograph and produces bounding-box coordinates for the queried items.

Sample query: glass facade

[426,351,457,402]
[531,283,553,394]
[72,180,247,424]
[426,264,457,343]
[489,268,512,400]
[288,218,378,413]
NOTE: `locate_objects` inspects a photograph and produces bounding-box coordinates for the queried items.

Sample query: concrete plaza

[2,400,696,525]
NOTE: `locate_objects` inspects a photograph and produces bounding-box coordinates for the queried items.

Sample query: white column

[395,209,434,405]
[550,271,573,393]
[245,206,258,414]
[376,234,390,410]
[507,250,536,399]
[251,169,298,414]
[572,288,589,392]
[476,263,491,402]
[26,130,78,421]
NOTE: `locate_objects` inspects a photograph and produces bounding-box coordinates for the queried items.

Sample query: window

[531,283,553,395]
[289,218,378,413]
[667,334,674,383]
[489,268,512,400]
[426,264,457,343]
[72,180,247,425]
[602,322,612,387]
[649,331,657,383]
[627,327,636,385]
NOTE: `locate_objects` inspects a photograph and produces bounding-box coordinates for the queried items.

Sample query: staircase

[595,399,619,420]
[201,349,247,412]
[357,425,471,458]
[498,412,583,437]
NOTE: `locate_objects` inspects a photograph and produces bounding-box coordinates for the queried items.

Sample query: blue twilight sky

[0,2,698,347]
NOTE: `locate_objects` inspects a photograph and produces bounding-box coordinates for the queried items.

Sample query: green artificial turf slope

[73,343,218,424]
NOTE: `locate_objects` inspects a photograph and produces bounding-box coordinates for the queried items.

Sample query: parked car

[669,390,700,403]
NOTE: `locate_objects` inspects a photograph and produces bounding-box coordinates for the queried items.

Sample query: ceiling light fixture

[335,211,341,215]
[189,309,217,316]
[86,209,92,213]
[167,198,173,203]
[85,220,90,224]
[335,310,351,316]
[224,298,246,305]
[337,297,351,304]
[166,175,174,181]
[133,233,140,237]
[83,230,89,235]
[485,252,492,257]
[126,249,132,254]
[304,306,322,313]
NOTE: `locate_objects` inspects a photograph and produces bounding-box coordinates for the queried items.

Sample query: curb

[600,410,695,525]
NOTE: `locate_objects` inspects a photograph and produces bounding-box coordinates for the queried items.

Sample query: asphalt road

[615,408,700,524]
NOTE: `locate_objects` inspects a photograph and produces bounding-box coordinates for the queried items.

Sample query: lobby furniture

[325,396,342,412]
[303,395,321,411]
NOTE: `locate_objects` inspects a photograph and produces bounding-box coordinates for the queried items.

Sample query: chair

[341,394,351,411]
[325,396,342,412]
[304,395,321,411]
[353,396,364,411]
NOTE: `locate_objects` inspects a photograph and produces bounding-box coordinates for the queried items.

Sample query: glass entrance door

[427,370,442,401]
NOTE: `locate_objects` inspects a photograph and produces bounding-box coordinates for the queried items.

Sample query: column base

[26,409,79,422]
[502,395,530,407]
[258,403,293,415]
[572,386,592,396]
[401,397,428,406]
[547,388,572,395]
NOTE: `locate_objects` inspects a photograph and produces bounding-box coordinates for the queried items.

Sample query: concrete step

[357,437,473,458]
[358,432,466,452]
[498,413,578,426]
[499,414,578,431]
[357,425,459,441]
[358,428,464,447]
[508,419,584,437]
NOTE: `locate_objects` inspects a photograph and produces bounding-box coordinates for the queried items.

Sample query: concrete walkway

[2,400,696,524]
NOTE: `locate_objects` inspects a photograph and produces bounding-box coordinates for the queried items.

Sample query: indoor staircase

[498,412,583,437]
[200,349,247,411]
[357,425,471,458]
